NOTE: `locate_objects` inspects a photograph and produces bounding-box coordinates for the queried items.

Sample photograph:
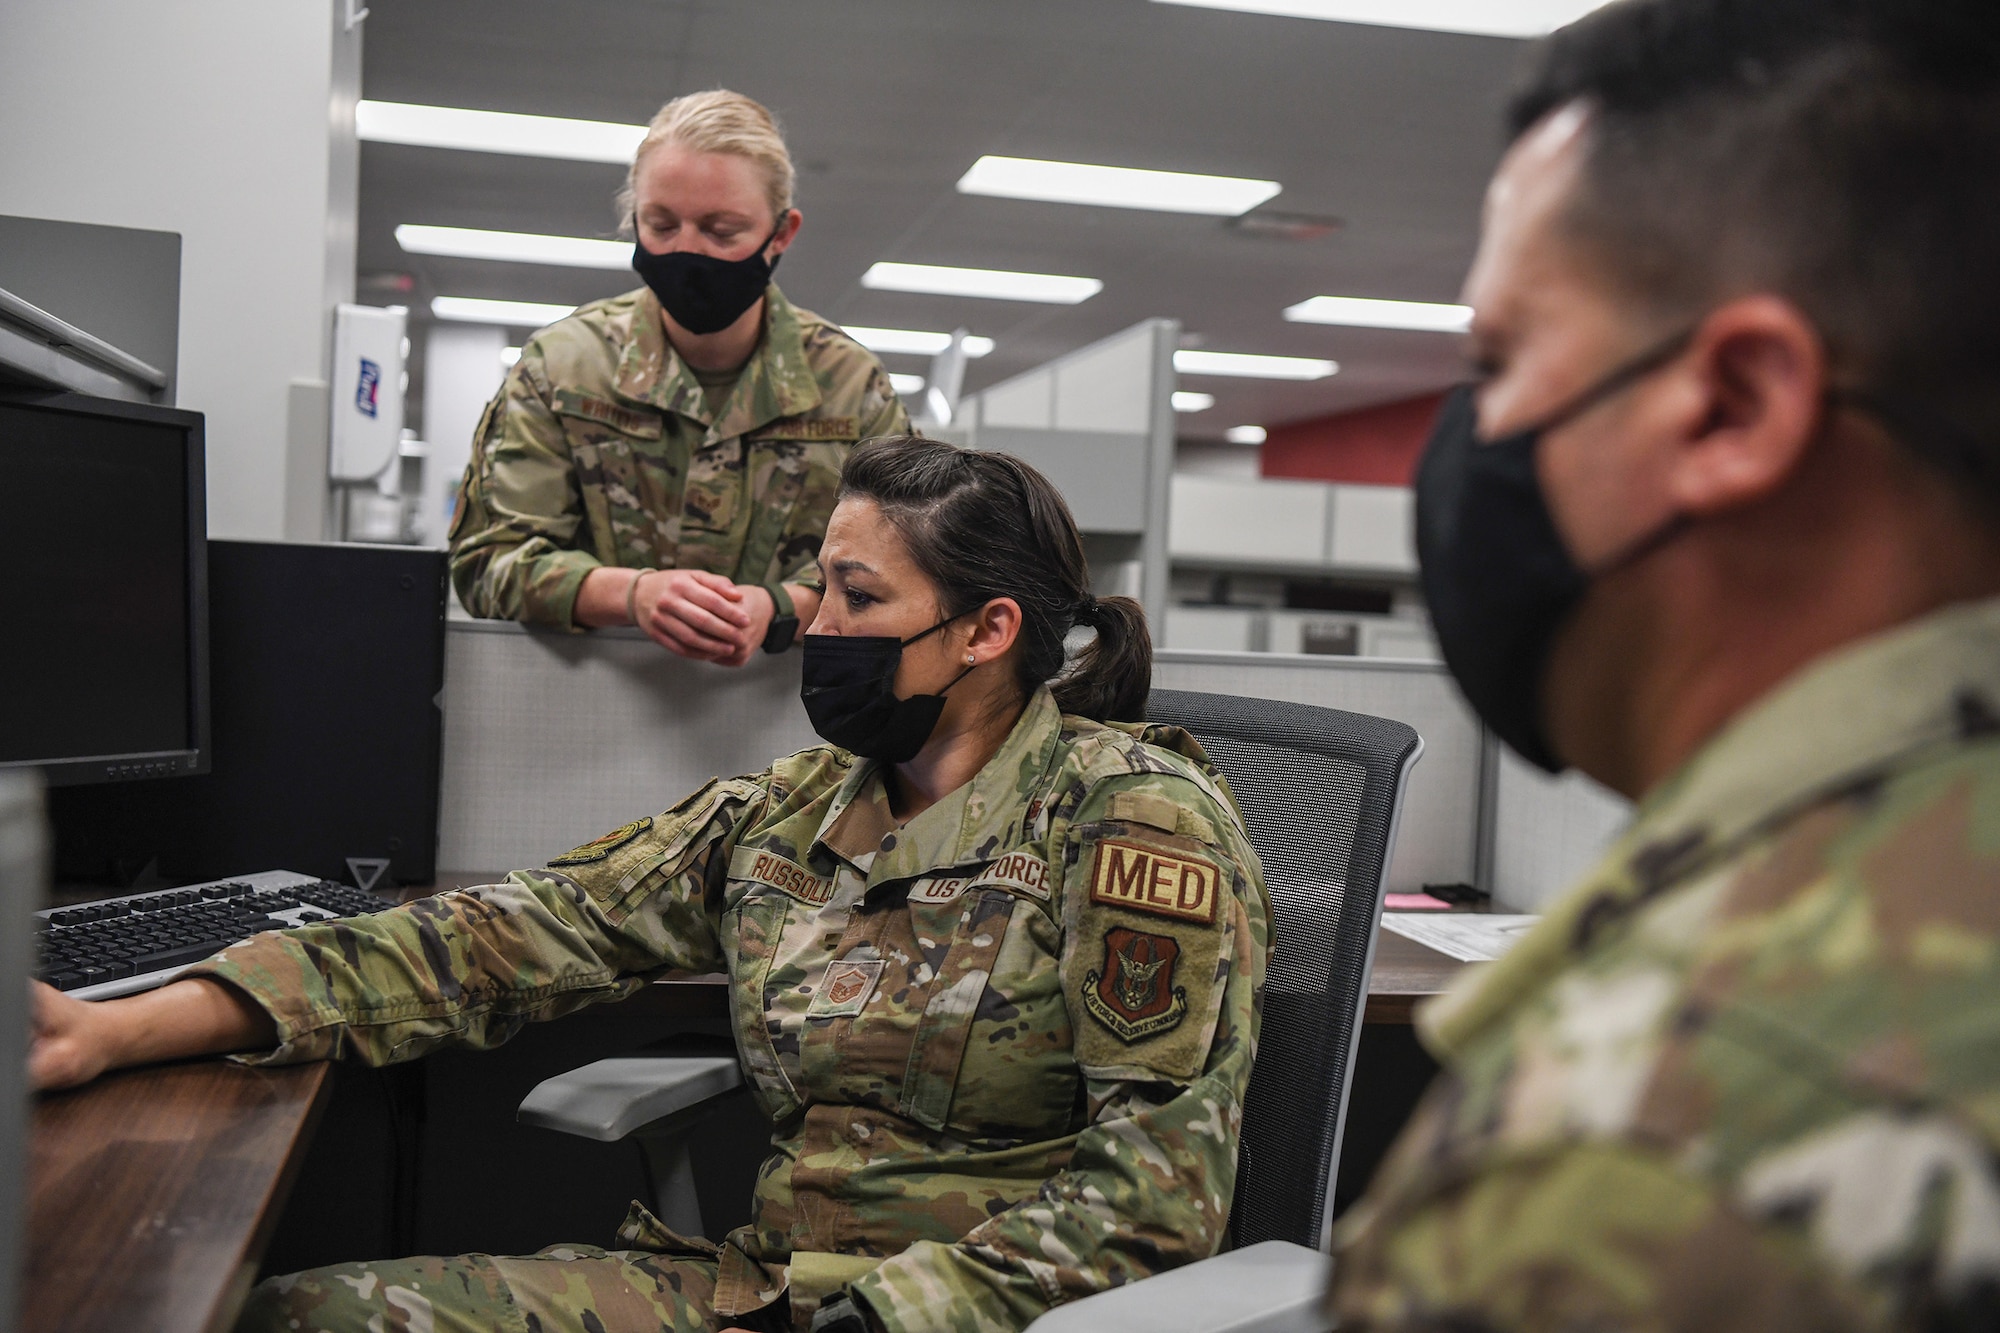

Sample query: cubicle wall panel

[439,623,819,872]
[1491,751,1631,912]
[977,426,1150,534]
[1152,651,1481,893]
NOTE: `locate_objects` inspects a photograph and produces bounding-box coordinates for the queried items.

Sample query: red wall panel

[1260,391,1446,487]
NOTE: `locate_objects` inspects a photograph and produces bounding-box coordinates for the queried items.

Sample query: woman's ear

[964,597,1023,665]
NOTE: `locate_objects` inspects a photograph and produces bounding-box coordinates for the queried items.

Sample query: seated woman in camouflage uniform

[448,89,909,667]
[32,436,1273,1333]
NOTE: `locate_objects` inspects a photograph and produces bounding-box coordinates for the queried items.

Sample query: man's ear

[965,597,1024,664]
[1671,295,1828,515]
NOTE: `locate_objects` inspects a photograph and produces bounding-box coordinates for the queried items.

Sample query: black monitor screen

[0,394,206,780]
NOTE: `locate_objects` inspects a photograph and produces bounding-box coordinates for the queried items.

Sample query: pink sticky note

[1384,892,1453,911]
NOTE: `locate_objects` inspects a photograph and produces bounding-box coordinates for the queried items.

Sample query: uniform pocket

[724,890,803,1121]
[552,391,669,567]
[898,889,1018,1131]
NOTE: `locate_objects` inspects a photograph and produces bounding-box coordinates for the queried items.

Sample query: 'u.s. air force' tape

[907,850,1052,906]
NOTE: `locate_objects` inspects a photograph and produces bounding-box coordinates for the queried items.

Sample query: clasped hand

[631,569,771,667]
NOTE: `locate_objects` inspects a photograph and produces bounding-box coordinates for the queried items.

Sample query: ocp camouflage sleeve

[448,347,602,629]
[1325,597,2000,1333]
[185,777,767,1066]
[851,774,1271,1333]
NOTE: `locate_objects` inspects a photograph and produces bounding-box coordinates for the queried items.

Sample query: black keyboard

[37,869,394,1001]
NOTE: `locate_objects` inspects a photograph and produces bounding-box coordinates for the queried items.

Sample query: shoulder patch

[550,817,652,867]
[1091,838,1220,925]
[730,844,834,905]
[1083,927,1188,1042]
[751,415,859,442]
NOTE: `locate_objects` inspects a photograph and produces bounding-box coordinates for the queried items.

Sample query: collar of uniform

[811,688,1067,884]
[1419,593,2000,1061]
[610,284,823,439]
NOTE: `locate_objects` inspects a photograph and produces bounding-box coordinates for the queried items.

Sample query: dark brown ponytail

[836,435,1153,722]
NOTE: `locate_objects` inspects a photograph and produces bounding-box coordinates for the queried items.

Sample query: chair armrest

[1024,1241,1331,1333]
[518,1054,744,1142]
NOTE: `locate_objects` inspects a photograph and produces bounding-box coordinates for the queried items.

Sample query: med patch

[549,817,653,867]
[1090,838,1220,924]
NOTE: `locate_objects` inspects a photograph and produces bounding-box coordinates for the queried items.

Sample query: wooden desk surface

[28,1060,332,1333]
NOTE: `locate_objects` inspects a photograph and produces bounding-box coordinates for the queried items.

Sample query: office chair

[519,690,1422,1330]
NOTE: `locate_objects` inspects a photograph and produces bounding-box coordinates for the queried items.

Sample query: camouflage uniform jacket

[189,688,1272,1332]
[1328,596,2000,1332]
[447,283,908,629]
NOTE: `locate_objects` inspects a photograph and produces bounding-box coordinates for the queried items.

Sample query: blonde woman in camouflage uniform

[449,90,909,666]
[33,437,1273,1333]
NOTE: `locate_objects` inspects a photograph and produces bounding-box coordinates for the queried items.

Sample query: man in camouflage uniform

[192,686,1270,1332]
[448,282,907,639]
[1327,1,2000,1328]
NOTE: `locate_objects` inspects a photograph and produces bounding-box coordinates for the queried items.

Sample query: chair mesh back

[1146,689,1420,1249]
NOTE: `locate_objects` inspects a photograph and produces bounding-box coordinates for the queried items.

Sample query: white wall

[0,0,359,540]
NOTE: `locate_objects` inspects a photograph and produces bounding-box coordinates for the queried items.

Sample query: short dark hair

[1509,0,2000,501]
[836,435,1152,722]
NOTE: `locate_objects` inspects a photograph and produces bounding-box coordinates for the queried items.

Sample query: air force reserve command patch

[1084,927,1188,1041]
[548,817,653,867]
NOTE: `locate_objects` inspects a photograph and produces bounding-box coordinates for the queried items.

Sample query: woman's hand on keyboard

[28,976,280,1091]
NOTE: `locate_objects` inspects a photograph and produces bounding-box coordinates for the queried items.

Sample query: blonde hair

[615,89,795,229]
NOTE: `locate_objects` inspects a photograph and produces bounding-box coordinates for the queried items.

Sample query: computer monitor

[50,540,447,891]
[0,390,209,786]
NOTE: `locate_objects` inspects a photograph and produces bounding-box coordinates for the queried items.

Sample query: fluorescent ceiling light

[501,346,523,367]
[957,155,1280,217]
[358,100,646,163]
[431,296,577,327]
[888,373,926,395]
[1284,295,1473,332]
[841,326,995,358]
[1225,425,1269,445]
[1172,391,1216,413]
[397,224,631,270]
[862,262,1102,305]
[1174,349,1339,380]
[1151,0,1612,38]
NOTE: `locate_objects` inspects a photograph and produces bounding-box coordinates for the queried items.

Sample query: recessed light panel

[840,326,996,358]
[1283,295,1473,332]
[1174,349,1339,380]
[888,373,926,395]
[862,262,1102,305]
[431,296,578,327]
[1172,392,1217,412]
[1225,425,1269,445]
[1151,0,1613,38]
[358,101,645,163]
[957,156,1281,217]
[397,224,631,270]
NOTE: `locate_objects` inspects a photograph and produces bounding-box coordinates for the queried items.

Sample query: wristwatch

[808,1295,872,1333]
[761,582,800,654]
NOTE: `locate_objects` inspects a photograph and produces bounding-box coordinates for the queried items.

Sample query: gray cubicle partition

[437,625,1508,897]
[438,620,820,873]
[1153,650,1483,895]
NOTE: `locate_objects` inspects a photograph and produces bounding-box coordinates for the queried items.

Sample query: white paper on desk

[1382,913,1540,963]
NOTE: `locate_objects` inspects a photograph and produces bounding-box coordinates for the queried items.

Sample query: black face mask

[631,221,782,336]
[799,616,975,763]
[1415,330,1695,773]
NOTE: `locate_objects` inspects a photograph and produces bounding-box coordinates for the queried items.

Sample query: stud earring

[966,653,976,664]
